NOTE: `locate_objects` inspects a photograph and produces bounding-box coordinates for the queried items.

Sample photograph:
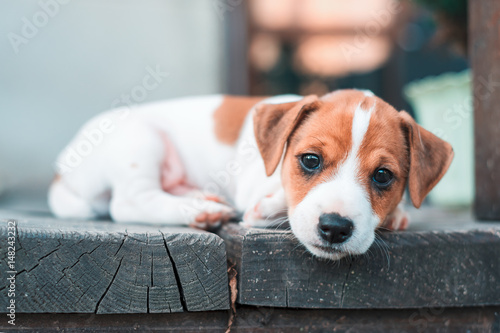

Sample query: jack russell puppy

[49,89,453,260]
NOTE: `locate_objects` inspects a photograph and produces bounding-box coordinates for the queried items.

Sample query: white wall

[0,0,225,193]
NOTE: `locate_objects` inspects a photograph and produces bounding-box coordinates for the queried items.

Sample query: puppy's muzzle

[318,213,354,244]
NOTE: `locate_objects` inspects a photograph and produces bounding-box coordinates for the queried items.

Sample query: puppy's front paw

[383,205,409,231]
[241,192,287,228]
[186,201,235,230]
[183,190,228,204]
[241,200,266,228]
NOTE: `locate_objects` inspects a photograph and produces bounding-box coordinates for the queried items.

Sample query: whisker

[261,208,289,229]
[373,234,391,269]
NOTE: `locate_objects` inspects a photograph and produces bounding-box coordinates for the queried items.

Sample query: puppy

[49,89,453,260]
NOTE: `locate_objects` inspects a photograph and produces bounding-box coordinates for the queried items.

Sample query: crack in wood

[62,243,102,274]
[94,257,123,314]
[285,284,289,307]
[150,250,154,287]
[340,260,353,308]
[74,247,110,288]
[72,284,94,307]
[70,245,119,310]
[187,242,212,273]
[139,246,143,266]
[0,217,229,313]
[115,232,128,256]
[48,243,105,304]
[146,287,150,314]
[189,262,215,306]
[36,242,62,261]
[161,231,188,312]
[14,220,22,251]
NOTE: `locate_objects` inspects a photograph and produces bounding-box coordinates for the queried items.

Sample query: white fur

[360,89,375,97]
[289,102,379,259]
[233,95,301,216]
[49,91,399,260]
[49,94,299,226]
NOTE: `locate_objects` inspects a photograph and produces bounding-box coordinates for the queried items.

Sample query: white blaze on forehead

[288,99,386,259]
[351,103,372,153]
[314,102,374,218]
[288,101,380,258]
[360,89,374,97]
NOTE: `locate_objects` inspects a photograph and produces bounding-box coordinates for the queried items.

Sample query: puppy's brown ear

[400,111,454,208]
[254,95,320,176]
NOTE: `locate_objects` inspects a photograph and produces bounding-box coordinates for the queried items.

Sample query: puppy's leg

[49,179,98,219]
[241,188,287,228]
[108,126,233,228]
[382,202,409,231]
[234,158,287,228]
[181,189,228,205]
[110,185,234,229]
[158,130,230,212]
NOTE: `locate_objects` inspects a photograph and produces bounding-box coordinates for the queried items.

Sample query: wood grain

[0,212,229,314]
[2,306,498,332]
[470,0,500,220]
[218,223,500,309]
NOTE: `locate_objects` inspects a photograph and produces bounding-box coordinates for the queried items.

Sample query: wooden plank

[470,0,500,220]
[0,211,229,313]
[1,306,498,332]
[218,218,500,309]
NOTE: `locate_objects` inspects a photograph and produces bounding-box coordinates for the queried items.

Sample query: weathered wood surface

[1,306,498,332]
[0,210,229,314]
[470,0,500,220]
[218,214,500,309]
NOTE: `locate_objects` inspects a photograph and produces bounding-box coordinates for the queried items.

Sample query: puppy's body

[50,90,453,260]
[50,94,296,224]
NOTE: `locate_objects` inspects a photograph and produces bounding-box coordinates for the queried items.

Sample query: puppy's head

[254,89,453,260]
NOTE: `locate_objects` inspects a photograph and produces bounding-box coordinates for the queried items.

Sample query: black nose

[318,213,354,244]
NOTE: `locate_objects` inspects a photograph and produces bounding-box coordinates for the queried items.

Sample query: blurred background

[0,0,470,212]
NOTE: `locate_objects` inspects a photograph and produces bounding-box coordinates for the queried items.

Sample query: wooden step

[0,211,229,314]
[1,207,499,315]
[217,208,500,309]
[2,306,499,332]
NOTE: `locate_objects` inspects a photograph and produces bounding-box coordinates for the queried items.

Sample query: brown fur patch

[399,111,454,208]
[280,91,382,211]
[357,98,409,225]
[281,92,407,223]
[254,95,320,176]
[214,96,268,145]
[253,89,453,226]
[283,103,354,209]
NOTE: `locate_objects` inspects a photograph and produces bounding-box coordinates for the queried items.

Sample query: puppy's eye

[372,168,393,186]
[300,154,321,172]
